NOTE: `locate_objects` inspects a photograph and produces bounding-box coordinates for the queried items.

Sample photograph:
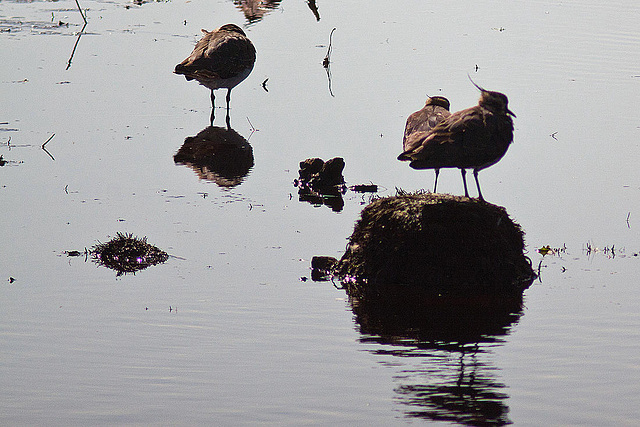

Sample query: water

[2,0,640,424]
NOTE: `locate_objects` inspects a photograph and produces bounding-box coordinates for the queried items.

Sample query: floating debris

[296,157,345,188]
[349,184,378,193]
[294,157,347,212]
[310,256,337,281]
[64,249,86,257]
[538,245,552,256]
[91,233,168,276]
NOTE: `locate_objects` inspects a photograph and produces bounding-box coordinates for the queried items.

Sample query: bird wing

[398,107,485,165]
[176,30,256,80]
[403,107,451,142]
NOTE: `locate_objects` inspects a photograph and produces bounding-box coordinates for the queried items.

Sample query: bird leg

[473,169,484,201]
[433,168,440,193]
[225,88,232,128]
[460,168,469,198]
[210,90,215,126]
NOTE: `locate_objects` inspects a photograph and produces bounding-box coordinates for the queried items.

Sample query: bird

[398,82,515,200]
[175,24,256,126]
[400,96,452,193]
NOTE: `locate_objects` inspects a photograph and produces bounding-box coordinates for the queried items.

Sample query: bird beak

[507,108,516,117]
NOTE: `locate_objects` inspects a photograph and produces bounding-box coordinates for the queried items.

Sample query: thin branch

[322,28,336,68]
[66,22,87,70]
[323,28,336,97]
[75,0,87,24]
[42,133,55,160]
[66,0,87,69]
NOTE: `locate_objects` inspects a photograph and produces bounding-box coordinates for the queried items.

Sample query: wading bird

[398,82,515,200]
[401,96,451,193]
[175,24,256,126]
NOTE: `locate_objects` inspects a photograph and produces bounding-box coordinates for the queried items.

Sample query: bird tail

[174,63,196,80]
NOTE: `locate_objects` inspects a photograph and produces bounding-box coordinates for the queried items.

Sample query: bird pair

[398,83,516,201]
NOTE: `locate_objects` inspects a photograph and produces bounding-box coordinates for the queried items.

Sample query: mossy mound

[334,192,534,295]
[91,233,168,276]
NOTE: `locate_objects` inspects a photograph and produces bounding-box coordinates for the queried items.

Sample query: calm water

[2,0,640,425]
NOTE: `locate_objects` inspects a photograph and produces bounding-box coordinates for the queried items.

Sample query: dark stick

[42,133,55,160]
[323,28,336,97]
[74,0,87,24]
[323,28,336,68]
[66,22,87,70]
[66,0,87,69]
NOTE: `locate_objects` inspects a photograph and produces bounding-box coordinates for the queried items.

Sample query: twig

[627,212,631,228]
[42,133,55,160]
[66,0,87,69]
[247,117,257,133]
[66,22,87,70]
[323,27,336,68]
[323,28,336,97]
[74,0,87,25]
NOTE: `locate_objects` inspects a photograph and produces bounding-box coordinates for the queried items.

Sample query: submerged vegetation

[91,233,168,276]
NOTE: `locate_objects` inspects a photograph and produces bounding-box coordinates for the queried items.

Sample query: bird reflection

[349,285,527,425]
[232,0,282,25]
[174,126,254,187]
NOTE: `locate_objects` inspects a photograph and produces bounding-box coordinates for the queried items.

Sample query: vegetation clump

[294,157,347,212]
[91,233,168,276]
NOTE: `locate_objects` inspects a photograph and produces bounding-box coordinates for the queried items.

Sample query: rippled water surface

[2,0,640,425]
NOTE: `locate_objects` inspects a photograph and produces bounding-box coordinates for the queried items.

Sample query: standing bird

[175,24,256,126]
[401,96,452,193]
[398,83,515,200]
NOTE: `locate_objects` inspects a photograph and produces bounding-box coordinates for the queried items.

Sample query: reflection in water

[394,349,511,425]
[66,22,87,70]
[298,184,346,212]
[174,126,253,187]
[333,193,533,424]
[232,0,282,25]
[350,286,524,425]
[65,0,87,69]
[322,28,336,97]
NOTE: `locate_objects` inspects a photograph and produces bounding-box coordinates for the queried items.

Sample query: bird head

[425,96,451,111]
[479,91,516,117]
[468,75,516,117]
[218,24,246,36]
